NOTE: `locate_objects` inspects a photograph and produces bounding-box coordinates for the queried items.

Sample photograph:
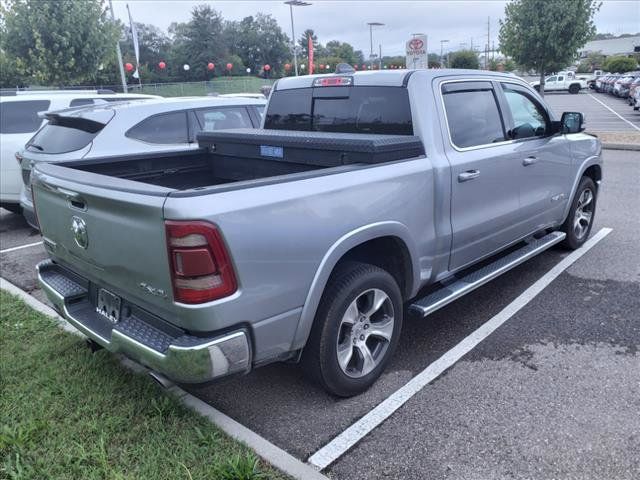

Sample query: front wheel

[302,262,403,397]
[560,176,597,249]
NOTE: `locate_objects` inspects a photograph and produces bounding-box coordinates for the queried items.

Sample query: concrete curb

[0,277,329,480]
[601,143,640,151]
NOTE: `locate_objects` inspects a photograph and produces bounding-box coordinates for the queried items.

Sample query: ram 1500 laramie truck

[32,70,601,397]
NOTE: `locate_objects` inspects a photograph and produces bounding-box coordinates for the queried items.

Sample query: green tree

[169,5,227,81]
[576,50,606,73]
[449,50,480,69]
[428,53,441,68]
[603,55,638,73]
[324,40,363,65]
[225,14,290,75]
[0,0,120,86]
[298,29,323,58]
[499,0,600,96]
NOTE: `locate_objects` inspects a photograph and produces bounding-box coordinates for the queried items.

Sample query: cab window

[501,83,549,139]
[442,82,506,148]
[546,76,557,83]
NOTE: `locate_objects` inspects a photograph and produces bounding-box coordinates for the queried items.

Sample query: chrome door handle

[458,170,480,182]
[522,156,538,166]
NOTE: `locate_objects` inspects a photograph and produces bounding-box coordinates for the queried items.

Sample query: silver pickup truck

[32,69,602,397]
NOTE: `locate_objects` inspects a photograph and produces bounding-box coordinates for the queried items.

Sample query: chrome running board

[410,231,566,316]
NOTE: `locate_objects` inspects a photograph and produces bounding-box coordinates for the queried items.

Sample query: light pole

[285,0,311,76]
[440,39,449,68]
[367,22,384,68]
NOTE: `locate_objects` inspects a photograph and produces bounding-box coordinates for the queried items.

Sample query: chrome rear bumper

[37,260,251,383]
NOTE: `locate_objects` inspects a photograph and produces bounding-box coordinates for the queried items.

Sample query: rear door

[440,80,522,271]
[31,164,176,319]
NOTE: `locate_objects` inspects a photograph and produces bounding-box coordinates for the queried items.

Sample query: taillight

[165,221,237,304]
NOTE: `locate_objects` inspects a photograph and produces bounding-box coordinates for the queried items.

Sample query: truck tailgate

[32,164,175,319]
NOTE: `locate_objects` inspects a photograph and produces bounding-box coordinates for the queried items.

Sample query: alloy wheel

[573,188,594,240]
[336,288,395,378]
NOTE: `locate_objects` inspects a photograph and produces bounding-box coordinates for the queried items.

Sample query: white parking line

[587,94,640,132]
[307,227,613,471]
[0,241,43,254]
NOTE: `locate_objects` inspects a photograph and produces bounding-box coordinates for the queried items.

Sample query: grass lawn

[0,290,288,480]
[139,77,276,97]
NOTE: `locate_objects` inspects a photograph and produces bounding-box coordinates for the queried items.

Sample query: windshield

[264,86,413,135]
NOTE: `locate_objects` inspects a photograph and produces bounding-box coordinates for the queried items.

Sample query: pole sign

[406,35,428,69]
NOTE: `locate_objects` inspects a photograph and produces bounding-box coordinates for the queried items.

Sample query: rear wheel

[569,84,580,94]
[560,176,597,249]
[302,262,403,397]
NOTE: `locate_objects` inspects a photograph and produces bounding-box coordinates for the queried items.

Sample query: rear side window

[26,116,105,154]
[126,111,188,144]
[442,83,506,148]
[194,107,252,131]
[265,86,413,135]
[0,100,50,134]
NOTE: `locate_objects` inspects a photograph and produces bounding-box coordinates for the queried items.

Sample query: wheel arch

[291,222,419,350]
[561,157,602,224]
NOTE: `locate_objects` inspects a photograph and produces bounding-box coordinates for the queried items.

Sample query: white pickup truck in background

[531,71,588,94]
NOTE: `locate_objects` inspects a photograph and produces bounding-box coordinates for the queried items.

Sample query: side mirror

[560,112,585,134]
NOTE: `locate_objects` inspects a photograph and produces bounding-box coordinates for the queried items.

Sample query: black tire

[302,261,403,397]
[560,176,597,250]
[569,83,580,94]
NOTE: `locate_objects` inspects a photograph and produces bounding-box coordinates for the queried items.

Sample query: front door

[497,81,574,231]
[441,80,522,271]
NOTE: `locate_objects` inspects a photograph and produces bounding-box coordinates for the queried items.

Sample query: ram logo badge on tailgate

[70,216,88,249]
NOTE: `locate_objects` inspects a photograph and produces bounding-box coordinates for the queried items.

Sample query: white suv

[19,96,266,228]
[0,90,159,213]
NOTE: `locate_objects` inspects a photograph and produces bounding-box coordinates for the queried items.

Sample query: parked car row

[593,72,640,98]
[0,91,267,222]
[24,69,602,396]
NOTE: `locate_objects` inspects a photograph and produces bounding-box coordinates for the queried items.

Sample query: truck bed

[62,129,425,191]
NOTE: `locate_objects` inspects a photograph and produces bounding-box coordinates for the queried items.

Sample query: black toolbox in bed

[197,129,425,167]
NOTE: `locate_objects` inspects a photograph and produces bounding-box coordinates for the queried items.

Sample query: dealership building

[578,35,640,58]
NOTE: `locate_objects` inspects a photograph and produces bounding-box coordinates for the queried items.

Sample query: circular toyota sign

[409,38,424,50]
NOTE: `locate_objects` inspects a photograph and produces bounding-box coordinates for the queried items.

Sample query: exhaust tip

[148,371,174,389]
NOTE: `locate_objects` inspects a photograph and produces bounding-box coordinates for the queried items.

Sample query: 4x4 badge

[70,216,88,249]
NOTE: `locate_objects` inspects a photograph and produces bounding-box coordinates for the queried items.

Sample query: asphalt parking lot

[544,90,640,133]
[1,94,639,479]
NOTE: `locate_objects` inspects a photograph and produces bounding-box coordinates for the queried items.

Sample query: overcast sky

[112,0,640,57]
